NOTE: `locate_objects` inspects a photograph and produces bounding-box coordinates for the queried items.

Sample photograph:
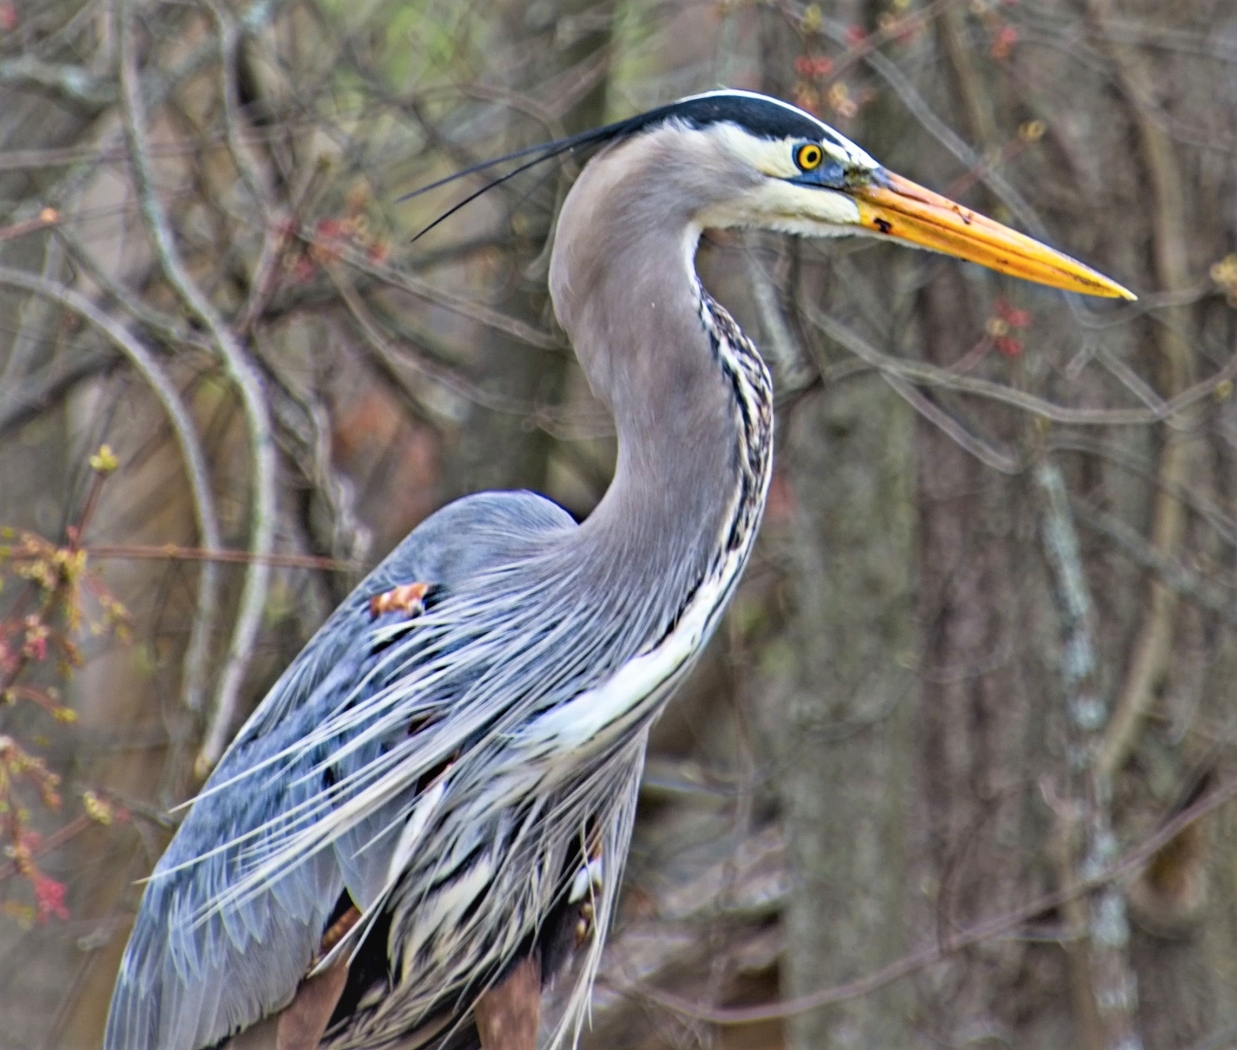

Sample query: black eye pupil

[799,145,821,169]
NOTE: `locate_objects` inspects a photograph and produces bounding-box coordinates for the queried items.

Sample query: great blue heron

[104,89,1132,1050]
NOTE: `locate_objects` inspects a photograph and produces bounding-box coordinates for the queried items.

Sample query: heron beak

[849,171,1136,300]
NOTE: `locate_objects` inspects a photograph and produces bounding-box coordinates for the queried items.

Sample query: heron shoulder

[372,490,576,592]
[104,490,576,1050]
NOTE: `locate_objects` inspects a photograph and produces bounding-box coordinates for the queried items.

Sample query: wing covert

[104,492,576,1050]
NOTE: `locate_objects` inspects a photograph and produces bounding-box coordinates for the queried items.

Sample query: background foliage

[1,0,1236,1047]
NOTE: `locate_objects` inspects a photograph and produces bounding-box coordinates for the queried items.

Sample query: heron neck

[565,228,769,597]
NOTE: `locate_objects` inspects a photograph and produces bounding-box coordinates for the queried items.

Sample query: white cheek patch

[697,180,861,233]
[709,121,878,182]
[711,124,802,179]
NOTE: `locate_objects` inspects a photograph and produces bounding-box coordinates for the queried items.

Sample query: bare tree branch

[0,55,116,110]
[0,266,225,718]
[641,778,1237,1027]
[117,0,276,768]
[1086,0,1203,789]
[808,306,1237,428]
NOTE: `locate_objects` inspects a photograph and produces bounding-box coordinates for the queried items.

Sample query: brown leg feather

[215,963,350,1050]
[224,905,361,1050]
[473,955,541,1050]
[273,962,351,1050]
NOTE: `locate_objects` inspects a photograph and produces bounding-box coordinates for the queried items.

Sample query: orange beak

[850,171,1135,300]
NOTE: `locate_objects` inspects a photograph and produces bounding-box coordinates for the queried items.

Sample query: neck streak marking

[524,284,773,755]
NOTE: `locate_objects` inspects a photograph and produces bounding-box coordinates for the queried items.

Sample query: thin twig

[205,0,271,212]
[807,306,1235,428]
[54,227,213,355]
[206,0,296,342]
[0,207,61,243]
[743,243,814,392]
[0,348,116,439]
[1036,460,1134,1050]
[1070,500,1237,626]
[881,373,1021,473]
[84,544,357,572]
[0,816,93,885]
[117,0,277,768]
[1050,436,1237,551]
[640,777,1237,1026]
[0,267,224,720]
[0,55,116,109]
[318,233,565,352]
[329,265,609,439]
[824,0,956,89]
[1086,0,1202,786]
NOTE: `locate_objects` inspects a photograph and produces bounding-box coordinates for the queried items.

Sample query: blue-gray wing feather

[104,492,576,1050]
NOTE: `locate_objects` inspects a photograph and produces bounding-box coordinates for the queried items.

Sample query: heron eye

[795,143,824,171]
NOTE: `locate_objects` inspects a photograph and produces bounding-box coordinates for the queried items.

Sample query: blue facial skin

[787,151,891,193]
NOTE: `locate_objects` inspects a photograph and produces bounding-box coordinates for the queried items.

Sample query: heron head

[629,90,1129,300]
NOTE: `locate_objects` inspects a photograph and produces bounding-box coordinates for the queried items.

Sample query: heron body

[105,90,1131,1050]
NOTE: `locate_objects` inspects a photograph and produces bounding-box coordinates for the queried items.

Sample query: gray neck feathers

[548,127,767,612]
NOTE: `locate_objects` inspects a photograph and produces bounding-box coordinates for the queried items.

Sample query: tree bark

[775,368,916,1050]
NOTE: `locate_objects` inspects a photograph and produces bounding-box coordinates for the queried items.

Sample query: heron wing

[104,492,576,1050]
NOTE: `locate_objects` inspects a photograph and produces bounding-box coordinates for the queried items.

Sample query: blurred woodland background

[1,0,1237,1047]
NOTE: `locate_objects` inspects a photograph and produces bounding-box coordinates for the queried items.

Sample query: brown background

[1,0,1236,1047]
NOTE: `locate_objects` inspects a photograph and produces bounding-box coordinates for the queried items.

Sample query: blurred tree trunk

[759,6,917,1047]
[910,271,1061,1046]
[903,15,1058,1043]
[438,0,615,501]
[775,370,916,1050]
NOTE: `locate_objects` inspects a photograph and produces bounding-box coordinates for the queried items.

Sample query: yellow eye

[795,143,823,171]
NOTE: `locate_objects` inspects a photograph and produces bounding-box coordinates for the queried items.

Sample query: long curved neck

[548,130,774,617]
[579,235,745,566]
